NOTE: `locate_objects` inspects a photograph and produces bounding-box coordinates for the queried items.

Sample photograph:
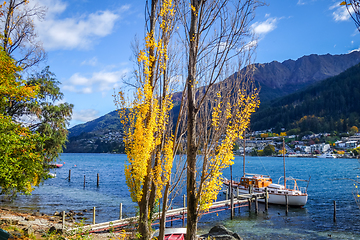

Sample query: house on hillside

[295,145,311,153]
[310,143,330,153]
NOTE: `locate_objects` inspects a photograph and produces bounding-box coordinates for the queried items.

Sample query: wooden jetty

[67,192,267,234]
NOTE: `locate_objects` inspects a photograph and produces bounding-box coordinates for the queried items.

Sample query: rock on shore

[200,225,243,240]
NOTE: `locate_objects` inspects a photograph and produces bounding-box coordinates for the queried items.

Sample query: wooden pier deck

[68,192,266,234]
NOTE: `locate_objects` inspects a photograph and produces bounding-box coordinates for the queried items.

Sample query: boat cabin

[240,175,272,188]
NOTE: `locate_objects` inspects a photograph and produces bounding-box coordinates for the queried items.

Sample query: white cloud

[330,2,353,22]
[63,69,129,94]
[72,109,100,122]
[81,57,98,66]
[297,0,305,5]
[252,18,278,35]
[34,0,126,50]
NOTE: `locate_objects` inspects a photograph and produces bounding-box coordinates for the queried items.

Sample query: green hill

[250,63,360,133]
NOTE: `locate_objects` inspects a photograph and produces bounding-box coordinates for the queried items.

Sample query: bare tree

[1,0,46,69]
[175,1,264,239]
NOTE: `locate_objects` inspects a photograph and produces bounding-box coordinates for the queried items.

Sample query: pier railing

[67,192,266,234]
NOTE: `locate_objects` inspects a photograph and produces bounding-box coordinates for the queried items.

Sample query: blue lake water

[1,153,360,239]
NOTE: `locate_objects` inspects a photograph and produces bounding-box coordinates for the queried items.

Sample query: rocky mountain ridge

[65,51,360,153]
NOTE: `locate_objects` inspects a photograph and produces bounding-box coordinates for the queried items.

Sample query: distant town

[237,127,360,158]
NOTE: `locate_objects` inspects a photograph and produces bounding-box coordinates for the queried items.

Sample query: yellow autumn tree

[114,0,177,239]
[177,1,264,239]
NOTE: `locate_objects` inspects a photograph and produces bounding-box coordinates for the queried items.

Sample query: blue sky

[30,0,360,127]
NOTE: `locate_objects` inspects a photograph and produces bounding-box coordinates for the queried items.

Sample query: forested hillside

[251,63,360,133]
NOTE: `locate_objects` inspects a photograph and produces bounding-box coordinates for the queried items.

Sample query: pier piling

[68,170,71,182]
[97,173,99,187]
[84,175,85,188]
[93,207,96,224]
[182,195,186,227]
[62,211,65,230]
[285,195,288,215]
[119,203,122,220]
[265,188,268,211]
[171,207,173,227]
[333,200,336,222]
[255,195,258,214]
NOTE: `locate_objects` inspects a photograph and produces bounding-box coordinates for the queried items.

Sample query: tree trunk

[159,181,170,239]
[186,1,201,239]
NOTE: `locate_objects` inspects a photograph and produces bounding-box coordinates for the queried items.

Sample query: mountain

[65,52,360,152]
[64,111,124,153]
[250,62,360,133]
[249,51,360,102]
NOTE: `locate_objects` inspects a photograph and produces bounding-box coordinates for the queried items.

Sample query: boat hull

[226,185,308,207]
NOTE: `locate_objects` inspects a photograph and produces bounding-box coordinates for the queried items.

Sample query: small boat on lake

[224,174,309,207]
[317,153,336,158]
[48,163,63,168]
[224,138,309,207]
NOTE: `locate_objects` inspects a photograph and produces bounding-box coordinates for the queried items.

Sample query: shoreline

[0,207,128,239]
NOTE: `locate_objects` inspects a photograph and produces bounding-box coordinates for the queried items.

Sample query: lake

[1,153,360,239]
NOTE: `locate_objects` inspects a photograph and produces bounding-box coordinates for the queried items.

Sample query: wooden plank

[69,192,267,233]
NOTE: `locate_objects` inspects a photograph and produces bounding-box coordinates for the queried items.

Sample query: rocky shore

[0,208,127,239]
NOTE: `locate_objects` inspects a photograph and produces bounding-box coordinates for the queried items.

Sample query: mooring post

[265,188,269,211]
[84,175,86,188]
[119,203,122,220]
[182,194,186,227]
[92,207,96,224]
[62,211,65,230]
[68,170,71,182]
[230,165,234,220]
[333,200,336,222]
[236,186,239,198]
[248,184,252,212]
[255,195,258,214]
[285,195,288,215]
[230,188,234,220]
[97,173,99,187]
[171,207,173,227]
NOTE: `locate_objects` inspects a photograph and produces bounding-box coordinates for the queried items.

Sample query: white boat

[48,172,56,178]
[317,153,336,158]
[224,174,309,207]
[224,138,309,207]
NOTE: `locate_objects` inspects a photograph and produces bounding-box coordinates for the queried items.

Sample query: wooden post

[285,195,288,215]
[230,165,234,220]
[92,207,96,224]
[265,188,269,211]
[62,211,65,230]
[333,200,336,222]
[236,186,239,198]
[68,170,71,182]
[171,207,173,227]
[84,175,86,188]
[255,195,258,214]
[248,184,252,212]
[230,188,234,220]
[119,203,122,220]
[182,195,186,227]
[97,173,99,187]
[226,187,229,200]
